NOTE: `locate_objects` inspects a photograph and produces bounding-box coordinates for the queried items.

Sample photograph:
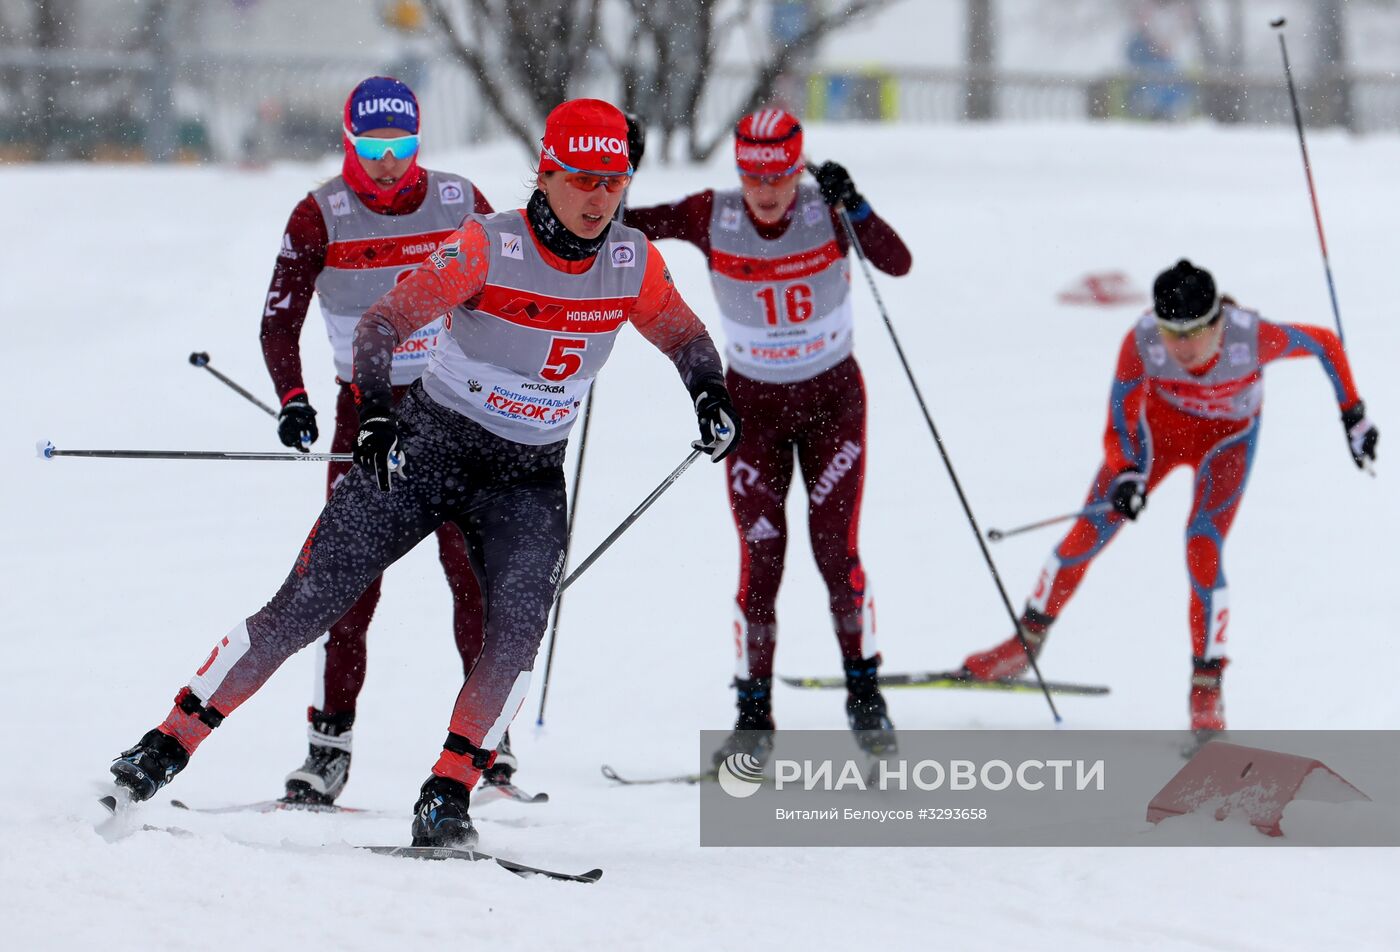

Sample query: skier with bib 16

[961,259,1378,742]
[109,99,740,847]
[625,109,911,765]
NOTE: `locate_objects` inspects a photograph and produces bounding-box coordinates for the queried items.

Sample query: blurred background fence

[2,0,1398,163]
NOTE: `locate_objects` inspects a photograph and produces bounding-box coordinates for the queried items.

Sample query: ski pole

[1271,18,1347,346]
[536,385,599,726]
[1271,19,1374,477]
[555,447,703,598]
[189,352,278,418]
[37,441,349,463]
[831,199,1061,723]
[987,504,1113,543]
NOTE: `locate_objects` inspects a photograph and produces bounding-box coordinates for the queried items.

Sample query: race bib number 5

[541,337,587,381]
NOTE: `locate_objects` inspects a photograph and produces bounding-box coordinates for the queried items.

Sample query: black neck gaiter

[527,189,611,261]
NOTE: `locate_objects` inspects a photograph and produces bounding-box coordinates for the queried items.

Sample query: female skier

[962,259,1378,740]
[626,109,911,762]
[110,99,740,847]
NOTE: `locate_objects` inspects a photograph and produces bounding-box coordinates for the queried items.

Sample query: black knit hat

[1153,259,1220,329]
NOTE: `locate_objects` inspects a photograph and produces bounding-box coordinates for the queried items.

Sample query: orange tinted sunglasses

[738,170,801,187]
[564,171,632,193]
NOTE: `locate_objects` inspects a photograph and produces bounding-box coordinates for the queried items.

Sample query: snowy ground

[3,121,1397,949]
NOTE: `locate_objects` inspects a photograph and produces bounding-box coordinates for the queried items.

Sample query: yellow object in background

[806,69,897,122]
[382,0,426,34]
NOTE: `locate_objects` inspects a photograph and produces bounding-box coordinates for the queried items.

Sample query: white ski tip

[36,440,54,460]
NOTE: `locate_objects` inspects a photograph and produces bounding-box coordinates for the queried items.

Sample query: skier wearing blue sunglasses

[344,127,421,162]
[252,76,527,808]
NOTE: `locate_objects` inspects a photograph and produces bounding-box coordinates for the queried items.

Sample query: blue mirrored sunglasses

[344,127,420,161]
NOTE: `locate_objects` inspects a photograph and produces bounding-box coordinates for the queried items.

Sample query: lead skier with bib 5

[961,260,1378,741]
[109,99,740,847]
[260,76,530,806]
[625,109,911,764]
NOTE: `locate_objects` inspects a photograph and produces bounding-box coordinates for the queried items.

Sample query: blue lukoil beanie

[345,76,420,135]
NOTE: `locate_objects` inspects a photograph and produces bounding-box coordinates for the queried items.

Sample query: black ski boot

[111,728,190,802]
[411,775,479,849]
[712,677,776,771]
[284,709,353,804]
[481,729,518,787]
[844,656,897,757]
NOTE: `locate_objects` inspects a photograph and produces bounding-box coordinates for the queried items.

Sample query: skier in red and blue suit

[963,259,1378,737]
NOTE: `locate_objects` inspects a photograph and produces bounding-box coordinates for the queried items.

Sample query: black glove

[814,160,865,211]
[353,410,406,492]
[692,383,741,463]
[1109,469,1147,521]
[1342,401,1379,469]
[625,112,646,172]
[277,394,318,452]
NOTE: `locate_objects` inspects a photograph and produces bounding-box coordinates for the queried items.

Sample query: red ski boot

[1189,659,1227,735]
[962,617,1050,681]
